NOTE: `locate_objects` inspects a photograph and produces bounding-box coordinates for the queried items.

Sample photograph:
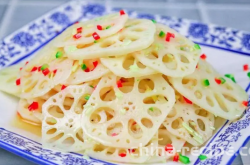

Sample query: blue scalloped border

[0,1,250,165]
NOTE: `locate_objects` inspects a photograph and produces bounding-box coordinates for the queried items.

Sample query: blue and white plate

[0,1,250,165]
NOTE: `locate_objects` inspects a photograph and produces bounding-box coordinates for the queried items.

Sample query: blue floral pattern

[0,1,250,165]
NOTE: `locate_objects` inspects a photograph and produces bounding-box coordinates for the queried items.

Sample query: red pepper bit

[128,149,135,153]
[38,66,42,72]
[196,64,198,68]
[97,25,102,30]
[61,85,67,90]
[91,61,98,71]
[119,153,126,157]
[200,54,207,60]
[76,27,82,33]
[165,144,173,153]
[215,78,221,84]
[132,121,137,125]
[242,101,248,107]
[42,68,50,76]
[74,21,79,24]
[73,33,82,39]
[92,32,100,40]
[183,96,192,104]
[111,133,118,136]
[25,61,29,65]
[243,64,249,71]
[119,10,125,15]
[28,102,39,111]
[117,80,123,88]
[165,32,175,42]
[53,69,57,75]
[84,68,90,72]
[20,67,23,71]
[31,66,38,72]
[173,153,179,162]
[16,78,21,86]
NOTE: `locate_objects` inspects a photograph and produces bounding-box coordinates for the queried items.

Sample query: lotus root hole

[148,107,162,117]
[197,119,205,131]
[48,105,64,118]
[171,118,181,129]
[223,94,237,102]
[46,117,57,125]
[100,87,116,101]
[194,90,202,99]
[214,93,229,112]
[100,40,116,48]
[195,109,209,117]
[158,132,172,146]
[128,119,143,139]
[123,55,135,70]
[141,118,153,128]
[107,122,123,136]
[180,54,190,64]
[143,95,168,104]
[138,78,155,93]
[63,96,75,110]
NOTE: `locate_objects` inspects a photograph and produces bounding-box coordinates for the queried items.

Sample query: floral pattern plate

[0,1,250,165]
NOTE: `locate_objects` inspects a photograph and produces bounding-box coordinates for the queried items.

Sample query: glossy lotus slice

[136,23,201,77]
[18,98,45,124]
[163,94,214,146]
[55,12,128,47]
[20,58,73,99]
[85,133,158,163]
[100,52,157,78]
[169,60,248,120]
[148,129,186,163]
[64,59,110,85]
[0,63,23,97]
[65,19,156,60]
[81,74,175,148]
[42,84,94,152]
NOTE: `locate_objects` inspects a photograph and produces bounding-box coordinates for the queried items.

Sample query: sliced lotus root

[85,133,158,163]
[169,60,248,120]
[163,93,214,146]
[18,98,45,124]
[55,12,128,47]
[100,52,157,78]
[0,63,23,97]
[136,23,201,77]
[64,59,110,85]
[148,129,186,163]
[42,84,94,152]
[81,74,175,148]
[20,57,73,99]
[64,19,156,60]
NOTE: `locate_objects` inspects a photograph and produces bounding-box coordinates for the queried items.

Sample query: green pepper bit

[55,51,63,58]
[219,77,226,84]
[225,74,236,83]
[194,44,201,50]
[41,64,49,71]
[84,95,90,100]
[81,64,87,70]
[198,154,207,161]
[203,79,210,87]
[151,19,156,23]
[159,31,165,38]
[247,72,250,78]
[179,154,190,164]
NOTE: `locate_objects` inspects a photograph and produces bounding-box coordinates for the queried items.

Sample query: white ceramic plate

[0,1,250,165]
